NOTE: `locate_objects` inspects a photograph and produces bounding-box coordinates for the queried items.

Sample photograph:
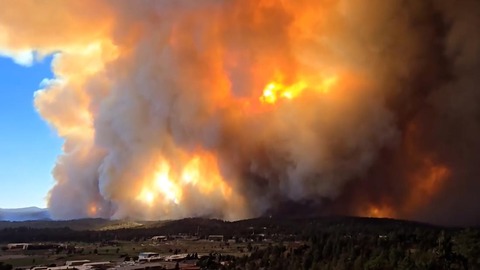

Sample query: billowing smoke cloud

[1,0,479,225]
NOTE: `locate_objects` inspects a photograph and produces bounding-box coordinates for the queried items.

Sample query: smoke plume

[1,0,479,225]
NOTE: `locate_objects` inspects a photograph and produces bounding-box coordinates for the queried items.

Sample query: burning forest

[1,0,479,225]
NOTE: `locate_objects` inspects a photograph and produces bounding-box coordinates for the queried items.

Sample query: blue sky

[0,55,62,209]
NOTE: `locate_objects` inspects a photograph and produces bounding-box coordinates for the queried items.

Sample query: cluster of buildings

[149,234,226,242]
[138,252,194,262]
[6,243,63,251]
[29,258,199,270]
[149,234,270,243]
[3,227,278,270]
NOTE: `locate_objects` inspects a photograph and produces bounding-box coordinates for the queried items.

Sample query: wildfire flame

[132,151,243,219]
[260,76,338,104]
[365,205,395,219]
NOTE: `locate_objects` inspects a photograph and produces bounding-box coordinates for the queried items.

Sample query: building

[7,243,30,250]
[138,252,161,262]
[138,252,160,260]
[164,254,188,262]
[112,262,198,270]
[207,235,224,242]
[79,261,114,270]
[49,261,113,270]
[66,260,91,267]
[151,236,168,241]
[47,266,76,270]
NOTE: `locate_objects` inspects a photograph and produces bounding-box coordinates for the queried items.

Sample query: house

[78,261,114,270]
[151,236,168,242]
[7,243,30,250]
[138,252,161,262]
[66,260,90,267]
[208,235,224,242]
[164,254,188,262]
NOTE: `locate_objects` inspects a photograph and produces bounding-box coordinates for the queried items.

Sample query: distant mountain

[0,207,51,221]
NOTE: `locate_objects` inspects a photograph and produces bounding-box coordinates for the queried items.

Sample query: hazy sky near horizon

[0,55,61,209]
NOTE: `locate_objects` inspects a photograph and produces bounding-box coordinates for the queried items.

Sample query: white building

[66,260,91,267]
[7,243,30,250]
[151,236,167,241]
[138,252,160,262]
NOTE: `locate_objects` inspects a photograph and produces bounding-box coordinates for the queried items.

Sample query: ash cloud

[0,0,479,225]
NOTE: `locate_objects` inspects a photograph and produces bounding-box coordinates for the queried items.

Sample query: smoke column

[1,0,479,225]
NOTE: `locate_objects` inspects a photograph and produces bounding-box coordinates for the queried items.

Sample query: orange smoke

[357,122,451,220]
[405,160,449,209]
[88,204,99,217]
[363,205,395,219]
[360,161,450,219]
[1,0,467,223]
[400,123,451,216]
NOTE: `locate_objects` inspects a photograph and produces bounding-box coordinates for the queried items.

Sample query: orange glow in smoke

[404,159,450,212]
[88,204,98,217]
[260,76,338,104]
[357,122,451,220]
[401,122,451,215]
[358,160,449,220]
[362,205,395,218]
[418,163,449,197]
